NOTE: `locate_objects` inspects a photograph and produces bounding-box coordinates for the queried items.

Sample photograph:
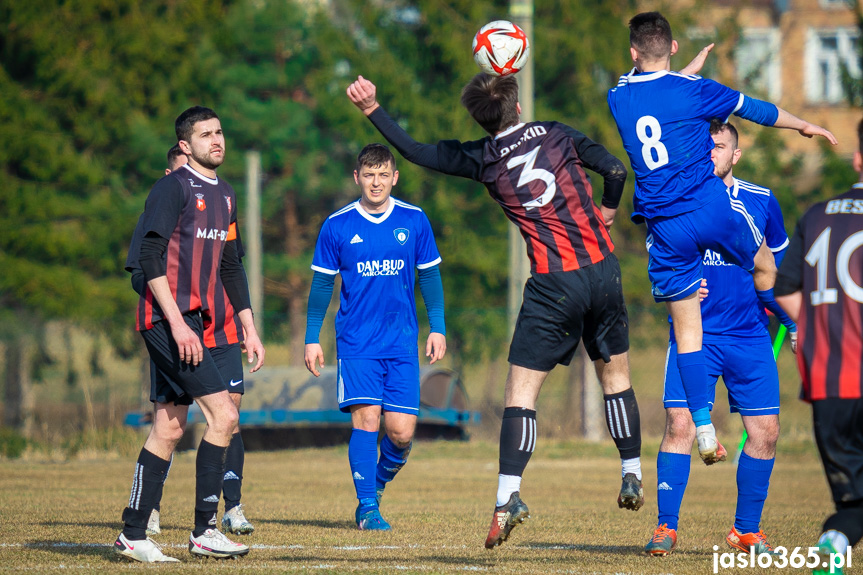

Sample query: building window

[736,28,781,100]
[805,27,861,104]
[819,0,852,9]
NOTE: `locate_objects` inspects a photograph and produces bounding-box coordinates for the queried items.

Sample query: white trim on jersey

[310,264,339,275]
[180,163,219,185]
[416,257,442,270]
[655,277,704,301]
[725,93,745,121]
[726,191,764,247]
[354,197,395,224]
[770,237,790,253]
[613,68,701,90]
[735,178,771,197]
[496,122,525,140]
[392,198,424,212]
[328,201,359,220]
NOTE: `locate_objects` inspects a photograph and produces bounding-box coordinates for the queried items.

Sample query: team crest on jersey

[394,228,409,245]
[224,196,232,214]
[196,194,206,211]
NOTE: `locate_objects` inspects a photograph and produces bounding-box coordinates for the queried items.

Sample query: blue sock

[735,452,774,534]
[376,436,411,491]
[677,351,711,421]
[656,451,691,531]
[349,429,379,510]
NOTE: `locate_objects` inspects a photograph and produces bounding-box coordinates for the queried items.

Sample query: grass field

[0,438,848,574]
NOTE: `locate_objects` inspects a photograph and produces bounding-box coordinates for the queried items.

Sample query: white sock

[622,457,642,480]
[496,474,522,507]
[819,530,850,555]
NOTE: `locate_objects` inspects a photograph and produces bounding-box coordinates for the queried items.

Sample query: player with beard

[114,107,264,562]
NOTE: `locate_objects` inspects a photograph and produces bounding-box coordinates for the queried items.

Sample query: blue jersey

[607,69,744,222]
[670,178,788,343]
[311,197,441,359]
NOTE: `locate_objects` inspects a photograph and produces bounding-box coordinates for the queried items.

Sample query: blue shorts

[645,189,768,302]
[663,336,780,415]
[337,356,420,415]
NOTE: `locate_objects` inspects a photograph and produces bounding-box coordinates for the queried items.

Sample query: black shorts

[508,253,629,371]
[813,397,863,506]
[141,312,229,406]
[149,343,244,405]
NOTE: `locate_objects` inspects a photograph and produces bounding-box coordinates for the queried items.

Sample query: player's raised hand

[171,321,204,366]
[305,343,325,377]
[799,122,838,145]
[679,43,714,76]
[426,333,447,365]
[346,76,380,116]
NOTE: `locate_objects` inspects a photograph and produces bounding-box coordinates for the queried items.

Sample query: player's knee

[388,428,414,448]
[665,411,695,442]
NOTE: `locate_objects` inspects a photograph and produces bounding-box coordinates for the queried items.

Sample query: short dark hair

[858,117,863,154]
[629,12,673,61]
[166,144,185,170]
[709,118,739,149]
[175,106,219,142]
[356,143,396,173]
[460,73,520,135]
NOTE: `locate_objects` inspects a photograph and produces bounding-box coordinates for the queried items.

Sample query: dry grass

[0,439,849,574]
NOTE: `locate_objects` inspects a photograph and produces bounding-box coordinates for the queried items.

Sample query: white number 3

[636,115,669,170]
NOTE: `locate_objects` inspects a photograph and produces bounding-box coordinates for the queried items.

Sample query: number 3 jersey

[607,69,744,223]
[311,198,441,359]
[435,121,622,274]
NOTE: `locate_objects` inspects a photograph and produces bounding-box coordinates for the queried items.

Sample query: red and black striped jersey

[775,184,863,401]
[135,164,239,332]
[368,110,625,274]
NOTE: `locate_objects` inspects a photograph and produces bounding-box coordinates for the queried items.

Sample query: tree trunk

[4,336,34,437]
[283,189,305,366]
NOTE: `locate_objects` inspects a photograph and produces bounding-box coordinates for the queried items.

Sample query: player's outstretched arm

[679,43,714,76]
[304,271,335,377]
[237,309,265,372]
[774,108,838,144]
[426,333,447,365]
[347,76,380,116]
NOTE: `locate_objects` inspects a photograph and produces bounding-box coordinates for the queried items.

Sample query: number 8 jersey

[607,68,744,223]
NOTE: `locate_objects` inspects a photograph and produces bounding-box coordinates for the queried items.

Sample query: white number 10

[805,227,863,305]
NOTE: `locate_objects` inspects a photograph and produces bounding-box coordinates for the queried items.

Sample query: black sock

[153,453,172,513]
[121,448,171,540]
[604,388,641,460]
[222,432,244,511]
[824,504,863,547]
[499,407,537,476]
[194,439,228,537]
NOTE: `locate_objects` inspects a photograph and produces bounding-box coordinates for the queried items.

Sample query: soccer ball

[472,20,530,77]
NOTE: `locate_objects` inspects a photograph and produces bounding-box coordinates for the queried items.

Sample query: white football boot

[189,528,250,558]
[146,508,161,536]
[222,504,255,534]
[114,533,179,563]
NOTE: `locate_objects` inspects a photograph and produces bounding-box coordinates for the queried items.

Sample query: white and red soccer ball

[472,20,530,77]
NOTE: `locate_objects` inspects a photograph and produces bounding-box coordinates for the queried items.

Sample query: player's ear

[629,46,639,63]
[854,151,863,173]
[732,148,742,166]
[392,170,399,186]
[670,40,678,57]
[165,169,171,175]
[516,102,522,116]
[353,170,360,185]
[178,140,192,155]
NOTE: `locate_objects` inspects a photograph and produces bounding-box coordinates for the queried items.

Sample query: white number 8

[636,115,669,170]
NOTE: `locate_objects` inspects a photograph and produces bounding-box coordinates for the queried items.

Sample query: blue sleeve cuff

[734,95,779,127]
[305,271,335,344]
[417,265,445,336]
[756,288,796,332]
